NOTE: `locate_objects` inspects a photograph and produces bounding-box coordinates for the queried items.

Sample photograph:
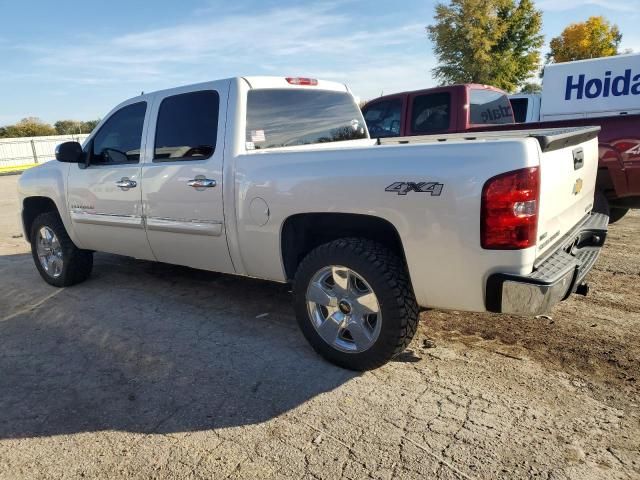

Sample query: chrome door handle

[115,178,137,189]
[188,178,217,188]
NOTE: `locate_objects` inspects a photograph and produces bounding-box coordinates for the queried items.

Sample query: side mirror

[55,141,84,163]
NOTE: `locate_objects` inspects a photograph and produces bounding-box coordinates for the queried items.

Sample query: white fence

[0,134,89,168]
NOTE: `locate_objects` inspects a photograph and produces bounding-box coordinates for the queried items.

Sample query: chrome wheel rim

[306,265,382,353]
[36,226,63,278]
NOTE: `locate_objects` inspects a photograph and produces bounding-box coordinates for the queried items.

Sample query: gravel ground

[0,174,638,479]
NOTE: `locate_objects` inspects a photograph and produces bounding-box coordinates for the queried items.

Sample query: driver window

[91,102,147,164]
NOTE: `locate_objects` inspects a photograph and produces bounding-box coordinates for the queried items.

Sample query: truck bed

[380,125,601,263]
[377,126,601,153]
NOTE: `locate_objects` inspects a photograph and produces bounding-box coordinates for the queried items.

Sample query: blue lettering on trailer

[564,69,640,100]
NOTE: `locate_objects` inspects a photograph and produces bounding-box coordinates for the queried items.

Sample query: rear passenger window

[411,93,450,133]
[363,99,402,137]
[154,90,219,161]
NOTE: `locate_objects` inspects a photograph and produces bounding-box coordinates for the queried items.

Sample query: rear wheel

[594,191,629,224]
[30,212,93,287]
[293,238,419,370]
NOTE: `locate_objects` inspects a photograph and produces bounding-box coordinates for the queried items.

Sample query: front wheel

[30,212,93,287]
[293,238,419,370]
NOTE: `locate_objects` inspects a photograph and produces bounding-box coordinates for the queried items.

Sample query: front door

[67,101,155,260]
[140,82,234,274]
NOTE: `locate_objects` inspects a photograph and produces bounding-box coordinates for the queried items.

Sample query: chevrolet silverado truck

[363,76,640,224]
[18,76,607,370]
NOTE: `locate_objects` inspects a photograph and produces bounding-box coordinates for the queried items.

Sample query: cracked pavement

[0,175,638,479]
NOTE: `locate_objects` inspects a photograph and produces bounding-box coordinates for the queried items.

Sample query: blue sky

[1,0,639,125]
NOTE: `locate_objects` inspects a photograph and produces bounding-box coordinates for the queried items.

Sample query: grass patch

[0,163,38,175]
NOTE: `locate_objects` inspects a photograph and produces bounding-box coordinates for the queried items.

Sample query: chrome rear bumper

[485,210,608,316]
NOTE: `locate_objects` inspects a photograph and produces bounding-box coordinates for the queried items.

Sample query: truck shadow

[0,252,357,439]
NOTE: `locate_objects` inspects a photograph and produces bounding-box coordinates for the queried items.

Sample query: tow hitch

[575,283,590,296]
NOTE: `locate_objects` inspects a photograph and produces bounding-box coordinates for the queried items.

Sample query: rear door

[67,100,155,260]
[140,81,234,274]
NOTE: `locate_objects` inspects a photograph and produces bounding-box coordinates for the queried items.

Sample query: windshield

[246,89,367,149]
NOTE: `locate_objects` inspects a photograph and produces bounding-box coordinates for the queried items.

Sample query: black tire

[30,212,93,287]
[593,190,610,217]
[293,238,419,371]
[609,207,629,224]
[594,190,628,225]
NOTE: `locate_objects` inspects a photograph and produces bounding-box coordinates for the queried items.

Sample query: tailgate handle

[573,148,584,170]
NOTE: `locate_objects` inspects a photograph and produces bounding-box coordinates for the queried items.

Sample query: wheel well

[281,213,406,281]
[22,197,58,242]
[596,167,615,198]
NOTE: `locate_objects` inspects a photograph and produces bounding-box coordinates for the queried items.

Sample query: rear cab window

[245,89,367,149]
[410,93,451,134]
[469,89,514,126]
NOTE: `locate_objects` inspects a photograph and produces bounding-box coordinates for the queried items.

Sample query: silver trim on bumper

[486,210,608,315]
[500,270,574,316]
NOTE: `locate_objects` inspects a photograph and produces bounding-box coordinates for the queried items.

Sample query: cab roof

[142,76,350,100]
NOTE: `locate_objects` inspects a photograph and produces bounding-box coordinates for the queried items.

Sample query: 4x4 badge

[385,182,444,196]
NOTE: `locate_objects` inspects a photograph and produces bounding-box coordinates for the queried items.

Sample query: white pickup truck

[18,76,608,370]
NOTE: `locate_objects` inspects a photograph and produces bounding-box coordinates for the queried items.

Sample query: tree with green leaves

[55,119,100,135]
[81,119,100,133]
[518,82,542,94]
[547,16,622,64]
[0,117,101,138]
[54,120,82,135]
[2,118,56,138]
[427,0,544,92]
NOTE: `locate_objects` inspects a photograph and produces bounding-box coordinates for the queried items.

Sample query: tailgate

[535,128,600,258]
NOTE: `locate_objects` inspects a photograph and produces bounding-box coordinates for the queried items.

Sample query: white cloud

[310,56,436,101]
[21,4,430,100]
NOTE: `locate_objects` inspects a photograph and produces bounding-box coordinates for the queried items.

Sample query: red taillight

[285,77,318,86]
[481,167,540,250]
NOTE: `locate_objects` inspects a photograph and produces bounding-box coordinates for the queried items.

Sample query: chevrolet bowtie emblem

[572,178,583,195]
